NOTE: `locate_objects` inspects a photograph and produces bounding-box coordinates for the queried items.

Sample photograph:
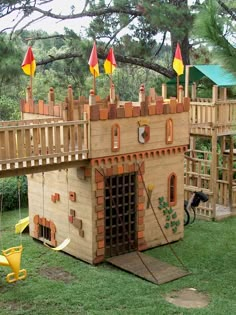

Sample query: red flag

[104,48,117,74]
[21,46,36,76]
[88,42,99,77]
[173,43,184,76]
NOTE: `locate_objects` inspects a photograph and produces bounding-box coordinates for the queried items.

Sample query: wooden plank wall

[28,167,94,263]
[89,112,189,159]
[143,154,185,247]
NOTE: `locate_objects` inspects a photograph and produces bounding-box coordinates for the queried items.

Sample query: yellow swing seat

[1,245,27,283]
[44,238,71,251]
[0,254,9,267]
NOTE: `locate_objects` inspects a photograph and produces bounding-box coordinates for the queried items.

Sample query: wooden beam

[229,135,234,213]
[211,130,218,219]
[184,65,191,98]
[0,160,89,178]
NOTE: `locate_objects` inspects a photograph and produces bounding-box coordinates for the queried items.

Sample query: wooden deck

[0,119,89,177]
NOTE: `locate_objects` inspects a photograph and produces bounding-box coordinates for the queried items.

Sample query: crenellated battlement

[21,84,190,121]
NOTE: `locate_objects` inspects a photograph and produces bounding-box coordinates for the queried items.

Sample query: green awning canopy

[167,65,236,87]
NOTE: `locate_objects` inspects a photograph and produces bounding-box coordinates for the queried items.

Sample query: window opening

[168,173,177,206]
[111,124,120,152]
[39,224,51,241]
[166,118,173,144]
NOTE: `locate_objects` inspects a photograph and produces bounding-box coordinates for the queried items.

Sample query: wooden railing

[0,119,89,177]
[190,100,236,127]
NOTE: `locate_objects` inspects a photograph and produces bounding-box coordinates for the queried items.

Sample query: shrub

[0,176,28,211]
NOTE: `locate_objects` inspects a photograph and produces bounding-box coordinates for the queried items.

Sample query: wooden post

[139,84,145,104]
[110,83,115,104]
[83,112,89,159]
[178,85,184,103]
[190,136,196,187]
[26,86,31,102]
[89,89,96,106]
[67,85,74,121]
[161,83,167,100]
[191,83,197,100]
[229,135,234,214]
[48,87,55,116]
[212,85,218,103]
[219,87,227,100]
[184,65,191,98]
[211,129,218,219]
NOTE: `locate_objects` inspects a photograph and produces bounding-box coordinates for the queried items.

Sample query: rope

[42,172,45,241]
[65,169,70,238]
[136,162,188,271]
[42,170,70,250]
[98,167,159,283]
[0,178,3,250]
[17,176,22,245]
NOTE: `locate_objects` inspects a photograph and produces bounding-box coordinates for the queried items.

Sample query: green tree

[0,35,26,96]
[194,0,236,74]
[0,96,20,120]
[0,176,28,211]
[0,0,197,78]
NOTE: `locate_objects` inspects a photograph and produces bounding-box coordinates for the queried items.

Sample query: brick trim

[93,160,146,264]
[33,215,57,247]
[91,145,188,167]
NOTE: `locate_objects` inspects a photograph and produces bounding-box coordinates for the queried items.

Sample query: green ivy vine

[158,196,180,233]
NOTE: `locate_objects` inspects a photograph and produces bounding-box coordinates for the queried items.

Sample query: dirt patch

[165,288,210,308]
[0,300,32,312]
[39,266,76,283]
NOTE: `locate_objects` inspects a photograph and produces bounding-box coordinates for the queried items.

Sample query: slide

[15,216,29,234]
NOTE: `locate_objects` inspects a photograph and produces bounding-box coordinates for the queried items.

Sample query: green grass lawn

[0,208,236,315]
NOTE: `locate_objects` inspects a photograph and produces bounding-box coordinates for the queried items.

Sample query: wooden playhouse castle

[16,84,190,264]
[2,63,236,265]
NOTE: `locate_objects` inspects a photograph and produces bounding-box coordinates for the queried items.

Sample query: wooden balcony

[189,99,236,129]
[190,99,236,136]
[0,118,89,177]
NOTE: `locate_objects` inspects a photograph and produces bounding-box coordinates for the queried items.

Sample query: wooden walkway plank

[107,252,190,285]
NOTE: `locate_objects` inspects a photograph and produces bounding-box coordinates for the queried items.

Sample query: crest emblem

[138,125,150,144]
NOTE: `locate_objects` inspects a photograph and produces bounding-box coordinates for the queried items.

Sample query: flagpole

[93,70,96,95]
[176,75,179,102]
[109,62,113,102]
[110,62,112,88]
[30,63,33,102]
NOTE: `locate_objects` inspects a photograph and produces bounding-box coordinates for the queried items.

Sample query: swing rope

[17,176,23,246]
[0,176,27,283]
[42,172,46,242]
[65,169,71,239]
[0,178,4,251]
[49,169,70,251]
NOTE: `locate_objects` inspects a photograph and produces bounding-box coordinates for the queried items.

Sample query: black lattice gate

[105,172,137,257]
